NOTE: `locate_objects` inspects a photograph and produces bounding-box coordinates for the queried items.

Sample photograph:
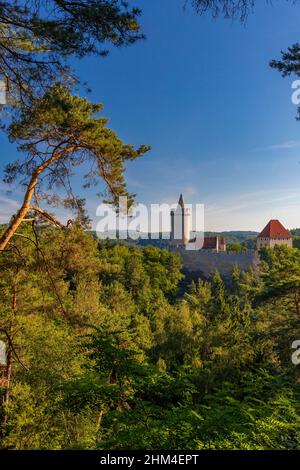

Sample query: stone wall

[179,250,260,280]
[257,238,293,249]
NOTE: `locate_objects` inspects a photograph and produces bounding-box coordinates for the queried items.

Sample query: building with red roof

[257,220,292,250]
[202,236,226,252]
[170,194,227,252]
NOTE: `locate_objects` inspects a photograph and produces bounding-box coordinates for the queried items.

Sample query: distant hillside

[221,231,259,238]
[88,230,259,250]
[204,231,258,250]
[205,231,258,240]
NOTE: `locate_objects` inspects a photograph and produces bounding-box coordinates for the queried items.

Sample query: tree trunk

[2,285,17,424]
[96,408,104,433]
[3,348,12,424]
[0,146,74,252]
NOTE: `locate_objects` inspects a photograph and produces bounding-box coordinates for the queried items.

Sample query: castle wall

[179,250,260,280]
[257,238,293,249]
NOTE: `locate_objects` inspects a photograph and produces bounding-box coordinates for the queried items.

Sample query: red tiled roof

[203,237,218,249]
[258,220,291,239]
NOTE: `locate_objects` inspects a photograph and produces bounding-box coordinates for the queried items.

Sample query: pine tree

[0,85,150,251]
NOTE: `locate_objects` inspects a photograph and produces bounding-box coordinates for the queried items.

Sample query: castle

[170,193,292,252]
[170,194,226,252]
[256,219,292,249]
[168,194,292,280]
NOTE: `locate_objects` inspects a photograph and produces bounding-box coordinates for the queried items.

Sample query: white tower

[170,194,191,247]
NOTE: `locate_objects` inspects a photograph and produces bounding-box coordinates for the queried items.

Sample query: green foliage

[5,84,149,214]
[1,227,300,449]
[1,382,64,450]
[227,242,246,253]
[1,0,300,451]
[0,1,144,103]
[258,246,300,315]
[98,243,183,304]
[293,236,300,250]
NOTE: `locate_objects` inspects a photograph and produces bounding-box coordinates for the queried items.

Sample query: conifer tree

[0,84,149,251]
[0,1,143,103]
[210,270,230,319]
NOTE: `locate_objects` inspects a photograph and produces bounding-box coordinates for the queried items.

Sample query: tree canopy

[0,0,143,103]
[1,228,300,449]
[191,0,300,119]
[0,84,150,251]
[191,0,300,21]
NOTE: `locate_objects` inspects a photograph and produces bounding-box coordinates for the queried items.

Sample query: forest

[0,222,300,450]
[1,0,300,452]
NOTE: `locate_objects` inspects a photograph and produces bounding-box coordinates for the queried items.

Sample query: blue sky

[1,0,300,231]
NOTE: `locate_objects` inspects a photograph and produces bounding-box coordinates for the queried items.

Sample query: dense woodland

[0,222,300,450]
[1,0,300,451]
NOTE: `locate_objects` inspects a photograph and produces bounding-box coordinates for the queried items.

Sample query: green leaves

[3,84,150,230]
[0,1,144,103]
[2,226,300,450]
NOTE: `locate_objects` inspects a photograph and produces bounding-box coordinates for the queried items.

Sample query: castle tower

[219,236,226,252]
[170,194,191,247]
[257,220,292,250]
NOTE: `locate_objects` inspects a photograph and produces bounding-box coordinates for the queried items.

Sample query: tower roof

[258,220,291,239]
[178,194,184,208]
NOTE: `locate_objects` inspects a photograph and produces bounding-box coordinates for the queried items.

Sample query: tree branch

[29,206,66,229]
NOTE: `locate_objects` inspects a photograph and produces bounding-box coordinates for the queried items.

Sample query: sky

[1,0,300,232]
